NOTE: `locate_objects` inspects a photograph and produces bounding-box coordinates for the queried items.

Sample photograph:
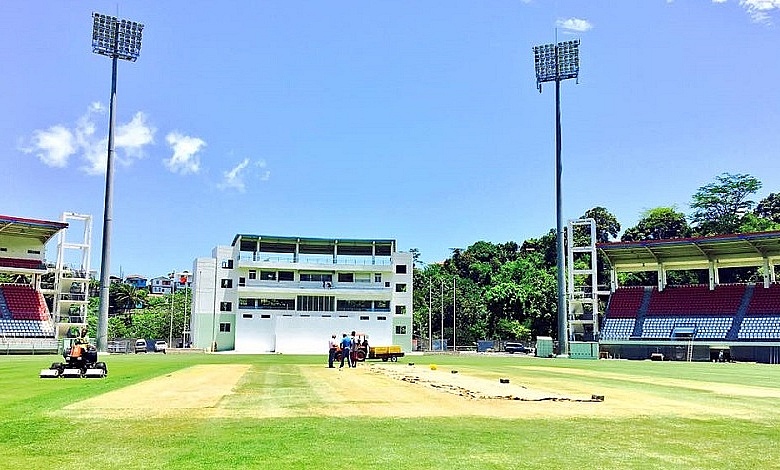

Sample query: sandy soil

[59,362,775,420]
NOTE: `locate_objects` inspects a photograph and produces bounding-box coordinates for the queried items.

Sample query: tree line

[411,173,780,346]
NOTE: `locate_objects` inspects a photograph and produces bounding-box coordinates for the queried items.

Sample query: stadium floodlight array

[533,39,580,92]
[91,12,144,353]
[531,37,581,357]
[92,13,144,62]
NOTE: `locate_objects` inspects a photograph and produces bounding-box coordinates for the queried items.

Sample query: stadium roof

[597,230,780,271]
[232,235,397,256]
[0,215,68,244]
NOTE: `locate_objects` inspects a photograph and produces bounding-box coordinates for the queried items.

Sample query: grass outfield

[1,353,779,469]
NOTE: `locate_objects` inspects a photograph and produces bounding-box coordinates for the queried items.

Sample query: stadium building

[596,230,780,363]
[0,213,92,353]
[189,235,413,354]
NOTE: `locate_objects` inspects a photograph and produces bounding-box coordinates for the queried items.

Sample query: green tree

[112,283,148,326]
[621,207,691,241]
[582,206,621,243]
[755,193,780,224]
[690,173,761,235]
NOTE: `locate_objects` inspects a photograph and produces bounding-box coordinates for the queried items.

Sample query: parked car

[154,340,167,354]
[505,342,528,354]
[134,339,147,354]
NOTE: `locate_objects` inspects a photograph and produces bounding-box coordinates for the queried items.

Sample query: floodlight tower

[91,12,144,352]
[532,38,580,356]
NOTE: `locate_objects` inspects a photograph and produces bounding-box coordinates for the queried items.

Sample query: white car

[154,340,167,354]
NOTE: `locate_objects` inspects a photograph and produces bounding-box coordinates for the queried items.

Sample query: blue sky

[2,1,780,276]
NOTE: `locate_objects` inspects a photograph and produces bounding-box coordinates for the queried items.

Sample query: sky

[2,1,780,277]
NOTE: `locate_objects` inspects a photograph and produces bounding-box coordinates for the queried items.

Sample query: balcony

[238,280,391,292]
[238,252,391,267]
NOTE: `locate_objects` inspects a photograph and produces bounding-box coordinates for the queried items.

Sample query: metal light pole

[440,279,444,351]
[428,278,432,351]
[92,12,144,352]
[452,277,456,353]
[533,37,580,357]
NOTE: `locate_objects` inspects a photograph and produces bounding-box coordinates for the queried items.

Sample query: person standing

[339,333,352,369]
[328,334,338,368]
[350,330,358,367]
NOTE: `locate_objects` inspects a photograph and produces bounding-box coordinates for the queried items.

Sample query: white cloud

[218,158,271,192]
[164,132,205,175]
[739,0,780,23]
[556,17,593,33]
[21,103,155,175]
[22,125,76,167]
[219,158,251,192]
[712,0,727,4]
[116,112,156,159]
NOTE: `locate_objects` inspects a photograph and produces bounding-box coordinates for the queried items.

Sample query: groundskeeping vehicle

[40,338,107,378]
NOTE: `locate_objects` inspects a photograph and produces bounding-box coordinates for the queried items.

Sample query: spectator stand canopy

[597,230,780,291]
[0,215,68,245]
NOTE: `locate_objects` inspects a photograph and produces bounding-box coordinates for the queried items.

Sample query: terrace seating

[605,287,644,318]
[646,284,745,316]
[746,284,780,315]
[737,316,780,340]
[0,257,45,270]
[600,318,636,340]
[0,319,55,338]
[0,284,49,321]
[640,316,733,340]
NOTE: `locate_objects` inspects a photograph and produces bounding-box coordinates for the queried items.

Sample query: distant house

[124,274,148,289]
[174,271,192,291]
[149,276,173,295]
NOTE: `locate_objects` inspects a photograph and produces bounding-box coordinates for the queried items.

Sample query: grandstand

[0,213,90,354]
[597,231,780,363]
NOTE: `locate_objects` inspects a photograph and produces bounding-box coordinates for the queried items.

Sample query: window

[222,259,234,269]
[278,271,294,281]
[260,314,271,319]
[377,316,387,321]
[258,298,295,310]
[338,273,354,283]
[260,271,276,281]
[221,279,232,288]
[300,273,333,282]
[238,277,246,287]
[297,295,335,312]
[27,249,41,254]
[337,300,373,312]
[395,283,407,293]
[374,300,390,312]
[374,273,382,283]
[396,265,407,274]
[395,305,407,315]
[0,248,6,252]
[359,316,369,321]
[239,298,254,308]
[355,273,371,283]
[220,302,233,312]
[385,282,390,288]
[242,314,253,319]
[395,325,407,335]
[248,270,257,280]
[219,322,231,332]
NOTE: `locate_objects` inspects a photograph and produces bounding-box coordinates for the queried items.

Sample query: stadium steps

[0,289,11,319]
[631,286,653,338]
[726,284,755,341]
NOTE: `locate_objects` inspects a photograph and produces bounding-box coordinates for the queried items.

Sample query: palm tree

[112,283,147,327]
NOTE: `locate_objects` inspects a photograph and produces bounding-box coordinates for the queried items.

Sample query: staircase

[726,284,755,340]
[631,287,653,338]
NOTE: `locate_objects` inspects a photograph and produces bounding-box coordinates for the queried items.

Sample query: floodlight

[92,12,144,352]
[533,39,580,92]
[531,37,582,356]
[91,12,144,62]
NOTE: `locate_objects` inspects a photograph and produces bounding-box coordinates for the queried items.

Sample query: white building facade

[190,235,413,354]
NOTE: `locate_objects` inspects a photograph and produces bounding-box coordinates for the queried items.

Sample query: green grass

[1,353,779,469]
